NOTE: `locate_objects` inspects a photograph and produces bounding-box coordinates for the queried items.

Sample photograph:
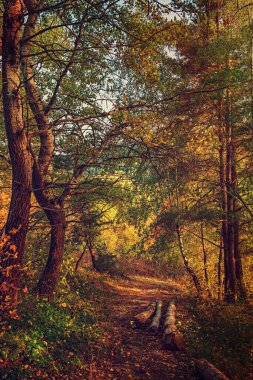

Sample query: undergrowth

[0,273,102,379]
[179,298,253,380]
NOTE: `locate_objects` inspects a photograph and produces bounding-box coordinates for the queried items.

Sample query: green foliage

[180,299,253,379]
[0,282,99,379]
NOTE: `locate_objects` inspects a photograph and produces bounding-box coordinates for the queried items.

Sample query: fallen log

[196,359,230,380]
[163,300,184,350]
[134,301,157,328]
[149,300,162,333]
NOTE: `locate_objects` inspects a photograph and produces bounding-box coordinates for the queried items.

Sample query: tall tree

[1,0,32,306]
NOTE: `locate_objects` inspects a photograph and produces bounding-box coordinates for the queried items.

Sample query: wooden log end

[134,315,147,328]
[149,324,159,333]
[196,359,230,380]
[163,332,185,351]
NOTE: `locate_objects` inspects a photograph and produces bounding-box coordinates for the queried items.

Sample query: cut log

[196,359,230,380]
[163,300,184,350]
[149,300,162,333]
[134,301,157,328]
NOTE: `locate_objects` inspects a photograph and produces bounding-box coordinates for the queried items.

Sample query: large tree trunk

[176,224,202,294]
[1,1,32,302]
[35,205,66,296]
[21,2,67,296]
[32,165,66,296]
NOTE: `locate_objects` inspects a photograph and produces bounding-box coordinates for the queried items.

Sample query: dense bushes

[180,299,253,379]
[0,275,100,379]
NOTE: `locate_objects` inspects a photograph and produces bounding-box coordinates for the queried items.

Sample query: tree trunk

[176,224,202,294]
[75,244,87,272]
[32,165,66,296]
[218,101,229,297]
[1,1,32,301]
[225,90,237,302]
[217,233,223,300]
[21,2,67,296]
[34,205,66,296]
[200,222,211,297]
[86,236,98,271]
[232,148,246,300]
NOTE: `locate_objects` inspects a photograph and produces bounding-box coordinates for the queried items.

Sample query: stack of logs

[133,300,230,380]
[134,299,184,350]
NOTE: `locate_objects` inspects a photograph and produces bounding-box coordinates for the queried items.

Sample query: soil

[89,275,199,380]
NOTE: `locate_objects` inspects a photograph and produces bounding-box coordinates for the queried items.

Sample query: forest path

[90,275,198,380]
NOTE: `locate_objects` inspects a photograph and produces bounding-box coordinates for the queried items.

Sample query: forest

[0,0,252,379]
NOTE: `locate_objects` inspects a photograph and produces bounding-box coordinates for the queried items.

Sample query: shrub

[0,284,99,379]
[180,299,253,380]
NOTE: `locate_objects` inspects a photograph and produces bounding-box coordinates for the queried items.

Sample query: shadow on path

[90,276,198,380]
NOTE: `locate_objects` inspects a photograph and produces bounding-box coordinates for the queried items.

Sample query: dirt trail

[90,276,198,380]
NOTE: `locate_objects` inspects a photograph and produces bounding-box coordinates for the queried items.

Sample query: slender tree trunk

[75,244,87,272]
[215,3,238,303]
[225,90,237,302]
[176,224,202,294]
[233,214,246,299]
[232,147,246,300]
[248,8,253,132]
[86,236,98,271]
[1,1,32,301]
[200,221,210,295]
[217,232,223,300]
[218,99,229,296]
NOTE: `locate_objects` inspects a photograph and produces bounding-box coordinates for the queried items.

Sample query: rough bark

[176,224,202,294]
[1,1,32,296]
[134,301,157,328]
[149,300,162,333]
[21,1,66,296]
[163,300,184,351]
[33,184,66,295]
[196,359,229,380]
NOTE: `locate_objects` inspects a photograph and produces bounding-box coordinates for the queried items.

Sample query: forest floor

[2,272,251,379]
[88,275,199,380]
